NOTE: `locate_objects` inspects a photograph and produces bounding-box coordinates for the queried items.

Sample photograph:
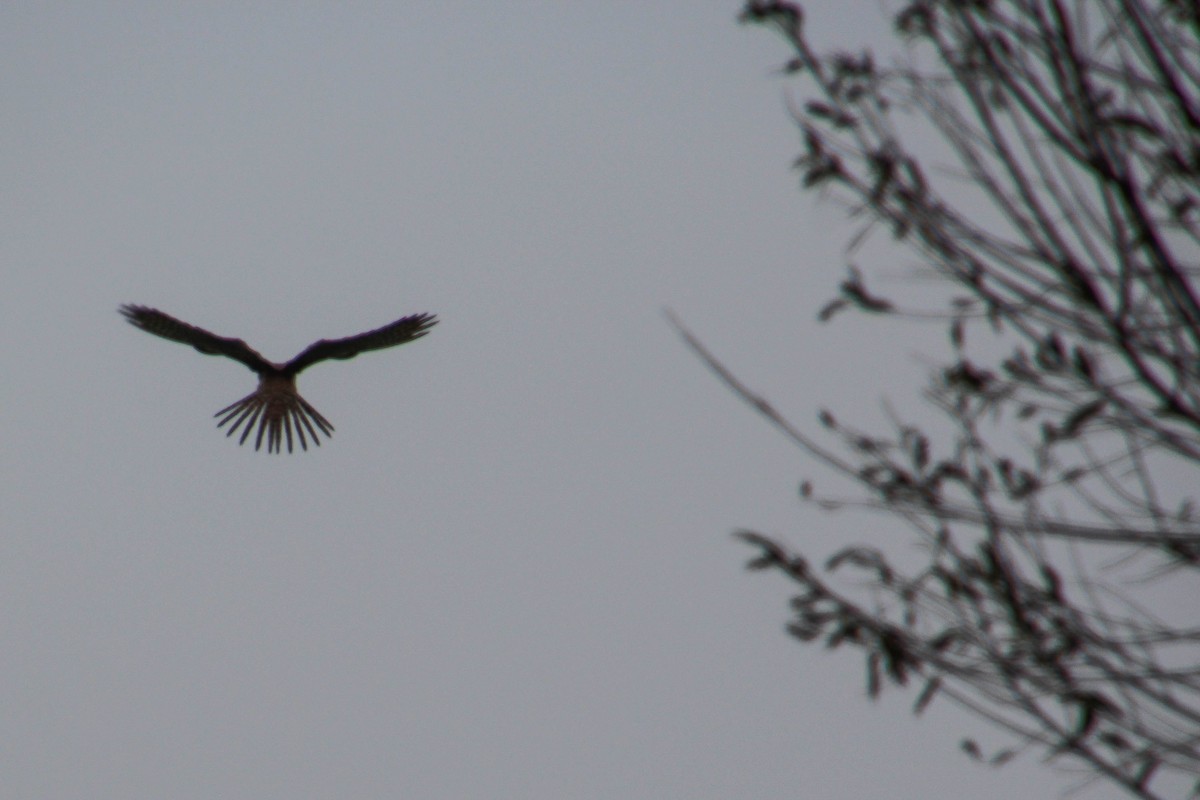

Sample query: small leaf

[746,554,776,571]
[914,677,940,715]
[1060,399,1106,439]
[818,298,849,322]
[990,750,1015,766]
[929,629,958,651]
[806,101,836,118]
[827,547,893,584]
[912,434,929,471]
[1035,333,1066,371]
[787,621,822,642]
[735,530,786,569]
[826,622,861,649]
[840,267,894,313]
[880,630,910,685]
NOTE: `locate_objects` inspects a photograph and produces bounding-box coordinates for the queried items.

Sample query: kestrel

[120,304,437,453]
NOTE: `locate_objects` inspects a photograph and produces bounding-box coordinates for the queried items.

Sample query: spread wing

[119,304,273,373]
[283,312,438,375]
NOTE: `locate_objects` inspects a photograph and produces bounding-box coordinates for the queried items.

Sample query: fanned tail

[214,391,335,454]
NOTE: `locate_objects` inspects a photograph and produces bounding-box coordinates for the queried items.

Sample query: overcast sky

[3,4,1126,798]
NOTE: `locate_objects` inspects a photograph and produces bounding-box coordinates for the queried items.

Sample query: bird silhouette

[120,304,437,453]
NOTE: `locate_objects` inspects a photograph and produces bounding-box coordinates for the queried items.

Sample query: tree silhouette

[676,2,1200,797]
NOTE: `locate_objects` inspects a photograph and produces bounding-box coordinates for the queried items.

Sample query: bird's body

[120,304,437,453]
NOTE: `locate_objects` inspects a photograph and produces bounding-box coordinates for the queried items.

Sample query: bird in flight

[120,304,437,453]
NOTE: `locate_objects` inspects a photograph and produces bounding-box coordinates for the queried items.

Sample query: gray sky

[4,4,1121,798]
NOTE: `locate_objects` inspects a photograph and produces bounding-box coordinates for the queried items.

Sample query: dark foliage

[679,2,1200,797]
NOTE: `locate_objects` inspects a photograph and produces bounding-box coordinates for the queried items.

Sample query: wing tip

[413,311,439,335]
[119,303,155,327]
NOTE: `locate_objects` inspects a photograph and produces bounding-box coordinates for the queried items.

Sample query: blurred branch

[684,2,1200,797]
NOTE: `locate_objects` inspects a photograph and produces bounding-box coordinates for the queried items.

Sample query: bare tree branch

[683,2,1200,797]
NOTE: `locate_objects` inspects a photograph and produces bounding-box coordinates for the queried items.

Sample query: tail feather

[214,391,334,453]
